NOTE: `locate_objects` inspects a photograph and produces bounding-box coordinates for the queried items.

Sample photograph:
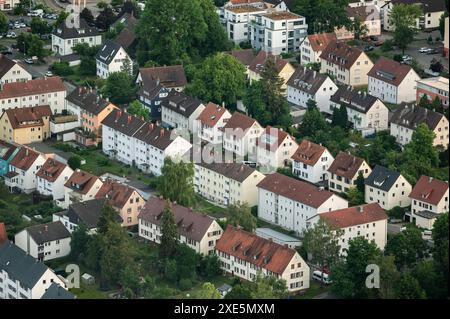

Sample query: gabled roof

[319,203,387,229]
[0,54,18,78]
[368,57,416,87]
[0,140,18,161]
[0,241,48,289]
[95,40,124,65]
[41,282,76,299]
[95,179,138,209]
[3,105,52,129]
[330,87,379,114]
[0,223,7,244]
[409,175,449,205]
[346,5,379,21]
[249,50,289,75]
[196,162,260,183]
[364,165,402,192]
[257,173,336,208]
[226,49,256,66]
[328,151,366,180]
[160,91,203,118]
[64,170,101,195]
[65,198,122,229]
[101,109,146,137]
[320,41,367,70]
[0,77,66,99]
[138,197,216,242]
[256,126,295,151]
[215,225,297,275]
[53,18,99,39]
[287,66,329,95]
[196,102,230,128]
[24,221,70,245]
[390,104,446,131]
[291,139,328,166]
[133,122,179,151]
[66,87,115,115]
[305,32,337,52]
[138,65,187,100]
[111,12,138,30]
[10,147,41,171]
[222,111,259,135]
[35,158,69,183]
[115,27,137,50]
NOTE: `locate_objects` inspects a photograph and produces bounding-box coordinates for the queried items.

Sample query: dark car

[364,45,374,52]
[426,48,438,54]
[1,50,12,55]
[369,35,379,42]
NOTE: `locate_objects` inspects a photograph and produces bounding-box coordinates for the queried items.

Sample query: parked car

[24,58,34,64]
[45,71,53,77]
[364,45,374,52]
[402,55,413,62]
[6,32,17,38]
[369,35,379,42]
[419,47,430,53]
[426,48,438,54]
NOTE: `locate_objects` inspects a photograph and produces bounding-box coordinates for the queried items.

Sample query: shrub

[179,278,193,291]
[389,206,406,220]
[381,39,394,52]
[51,62,74,76]
[393,54,403,62]
[68,155,82,170]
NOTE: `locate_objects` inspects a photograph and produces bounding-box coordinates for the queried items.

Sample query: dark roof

[25,221,71,245]
[101,109,145,137]
[330,87,379,114]
[133,122,177,151]
[138,65,187,100]
[368,57,415,87]
[365,165,402,192]
[320,41,367,69]
[0,140,18,161]
[53,18,100,39]
[287,66,329,95]
[249,50,289,75]
[66,87,114,115]
[111,12,138,29]
[161,91,203,118]
[138,197,216,242]
[226,49,256,66]
[115,28,137,50]
[59,53,81,63]
[391,0,446,13]
[41,282,76,299]
[390,104,445,131]
[320,203,387,228]
[0,54,17,78]
[409,175,449,205]
[0,241,48,289]
[66,198,122,229]
[328,151,366,179]
[414,210,439,220]
[95,179,139,209]
[196,162,259,183]
[95,40,124,65]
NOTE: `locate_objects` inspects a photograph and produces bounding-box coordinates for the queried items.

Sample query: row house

[194,162,266,207]
[299,32,337,66]
[409,175,449,230]
[195,102,232,145]
[257,173,348,234]
[0,54,32,85]
[36,158,73,201]
[0,139,19,176]
[368,57,421,104]
[248,50,295,89]
[416,77,449,109]
[59,169,103,209]
[138,197,223,255]
[390,104,449,149]
[0,241,68,299]
[335,5,381,40]
[291,139,334,184]
[287,66,338,114]
[0,77,67,114]
[216,225,310,292]
[320,41,374,87]
[364,165,412,210]
[95,40,132,79]
[15,221,71,262]
[161,91,205,133]
[330,87,389,136]
[328,151,372,194]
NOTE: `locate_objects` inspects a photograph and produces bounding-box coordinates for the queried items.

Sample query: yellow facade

[0,114,50,144]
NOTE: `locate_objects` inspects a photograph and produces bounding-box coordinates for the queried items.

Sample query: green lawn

[65,66,98,87]
[294,281,329,299]
[70,285,111,299]
[194,195,227,218]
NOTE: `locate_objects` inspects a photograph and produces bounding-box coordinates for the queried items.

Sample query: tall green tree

[350,16,369,40]
[227,203,257,232]
[385,226,427,270]
[102,72,137,105]
[432,212,449,298]
[97,203,119,235]
[80,7,95,25]
[30,17,52,36]
[298,100,328,137]
[373,255,401,299]
[0,12,7,34]
[194,282,222,299]
[159,202,178,259]
[332,105,348,129]
[244,81,272,126]
[70,224,91,263]
[395,272,426,299]
[390,3,422,54]
[127,101,149,121]
[250,273,288,299]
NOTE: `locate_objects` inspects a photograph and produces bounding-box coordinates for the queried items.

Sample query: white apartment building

[161,91,205,133]
[36,158,73,201]
[95,40,132,79]
[15,221,71,262]
[0,54,32,85]
[194,162,266,207]
[257,173,348,235]
[364,165,412,210]
[195,102,232,145]
[138,197,223,255]
[300,32,337,66]
[223,4,268,44]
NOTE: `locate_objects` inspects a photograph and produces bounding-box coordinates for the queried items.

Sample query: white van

[312,270,332,285]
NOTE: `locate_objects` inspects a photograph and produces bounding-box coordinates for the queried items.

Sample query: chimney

[149,123,154,131]
[127,115,132,124]
[160,128,164,136]
[313,71,316,78]
[357,206,364,213]
[44,225,48,232]
[428,176,433,183]
[222,101,225,108]
[25,148,29,156]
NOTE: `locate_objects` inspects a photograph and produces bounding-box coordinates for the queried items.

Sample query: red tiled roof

[215,225,296,275]
[257,173,336,208]
[64,170,101,195]
[3,105,52,129]
[10,147,41,171]
[328,151,366,179]
[409,175,449,205]
[0,77,66,99]
[306,33,337,52]
[222,112,258,137]
[368,57,415,87]
[249,50,289,75]
[0,223,7,244]
[291,139,328,166]
[346,6,379,21]
[196,102,229,128]
[35,158,68,183]
[226,49,256,66]
[95,179,137,209]
[320,203,387,229]
[320,41,367,69]
[257,126,295,151]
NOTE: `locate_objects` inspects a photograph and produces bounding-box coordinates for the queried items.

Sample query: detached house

[161,91,205,133]
[15,221,71,262]
[52,19,102,56]
[291,139,334,184]
[409,175,449,230]
[287,66,338,114]
[226,49,256,70]
[138,197,223,255]
[216,225,310,293]
[335,5,381,40]
[328,151,372,193]
[248,51,295,89]
[257,173,348,234]
[390,104,449,149]
[368,57,421,104]
[60,169,103,209]
[0,140,19,177]
[195,102,232,145]
[95,40,132,79]
[364,165,412,210]
[36,158,73,201]
[4,147,46,194]
[0,54,32,85]
[300,32,337,66]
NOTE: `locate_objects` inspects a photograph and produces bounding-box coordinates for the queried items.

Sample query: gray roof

[0,241,48,289]
[161,91,203,118]
[365,165,401,192]
[196,162,259,183]
[330,87,379,114]
[101,109,146,137]
[287,66,329,95]
[53,19,100,40]
[66,198,123,229]
[66,87,112,115]
[133,122,179,151]
[390,104,445,131]
[414,210,439,220]
[95,40,124,65]
[41,282,76,299]
[26,221,71,245]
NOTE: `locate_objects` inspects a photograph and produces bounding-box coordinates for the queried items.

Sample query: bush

[51,62,74,76]
[68,155,82,170]
[98,158,111,167]
[389,206,406,220]
[178,278,193,291]
[393,54,403,62]
[381,39,394,52]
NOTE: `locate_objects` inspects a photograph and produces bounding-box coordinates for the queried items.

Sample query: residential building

[409,175,449,230]
[222,111,263,157]
[368,57,421,104]
[308,203,388,253]
[95,40,132,79]
[291,139,334,184]
[194,162,266,207]
[223,4,268,44]
[136,65,187,119]
[390,104,449,148]
[161,91,205,133]
[0,140,19,176]
[255,227,302,248]
[4,147,46,194]
[0,54,32,85]
[226,49,256,70]
[0,105,52,144]
[287,66,338,114]
[95,179,146,227]
[138,197,223,255]
[328,151,372,193]
[41,282,76,299]
[15,221,71,262]
[0,1,20,11]
[60,169,103,209]
[300,33,337,66]
[216,225,310,292]
[195,102,232,145]
[444,17,449,58]
[66,87,118,146]
[36,158,73,201]
[320,41,374,87]
[257,173,348,234]
[335,5,381,40]
[51,19,102,56]
[330,87,389,136]
[256,126,298,171]
[248,50,295,89]
[416,77,449,109]
[0,240,67,299]
[364,165,412,210]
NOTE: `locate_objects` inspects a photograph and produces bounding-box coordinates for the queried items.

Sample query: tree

[227,203,257,232]
[97,1,109,9]
[373,255,400,299]
[250,273,288,299]
[389,4,422,54]
[79,56,97,76]
[298,101,328,137]
[127,101,149,121]
[174,244,198,281]
[395,272,426,299]
[30,17,52,36]
[418,94,431,109]
[439,11,449,39]
[157,158,196,207]
[199,254,222,279]
[194,282,221,299]
[159,202,178,259]
[350,17,369,40]
[70,224,90,263]
[102,72,137,105]
[385,226,427,269]
[96,7,116,30]
[16,33,47,59]
[332,105,348,129]
[244,81,272,126]
[67,155,82,170]
[186,53,246,108]
[412,260,441,299]
[224,283,253,299]
[111,0,125,7]
[429,58,444,73]
[55,11,70,28]
[80,7,95,26]
[119,264,141,297]
[0,12,9,34]
[97,203,119,235]
[51,61,74,76]
[432,212,449,298]
[347,187,364,206]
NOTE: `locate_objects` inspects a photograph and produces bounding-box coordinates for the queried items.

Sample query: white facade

[36,165,73,201]
[96,46,132,79]
[223,5,268,44]
[365,175,412,210]
[222,121,264,157]
[382,2,445,31]
[368,69,421,104]
[14,231,71,262]
[292,148,334,184]
[256,129,298,171]
[195,108,232,145]
[51,33,102,56]
[161,102,205,133]
[0,62,32,85]
[5,153,46,194]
